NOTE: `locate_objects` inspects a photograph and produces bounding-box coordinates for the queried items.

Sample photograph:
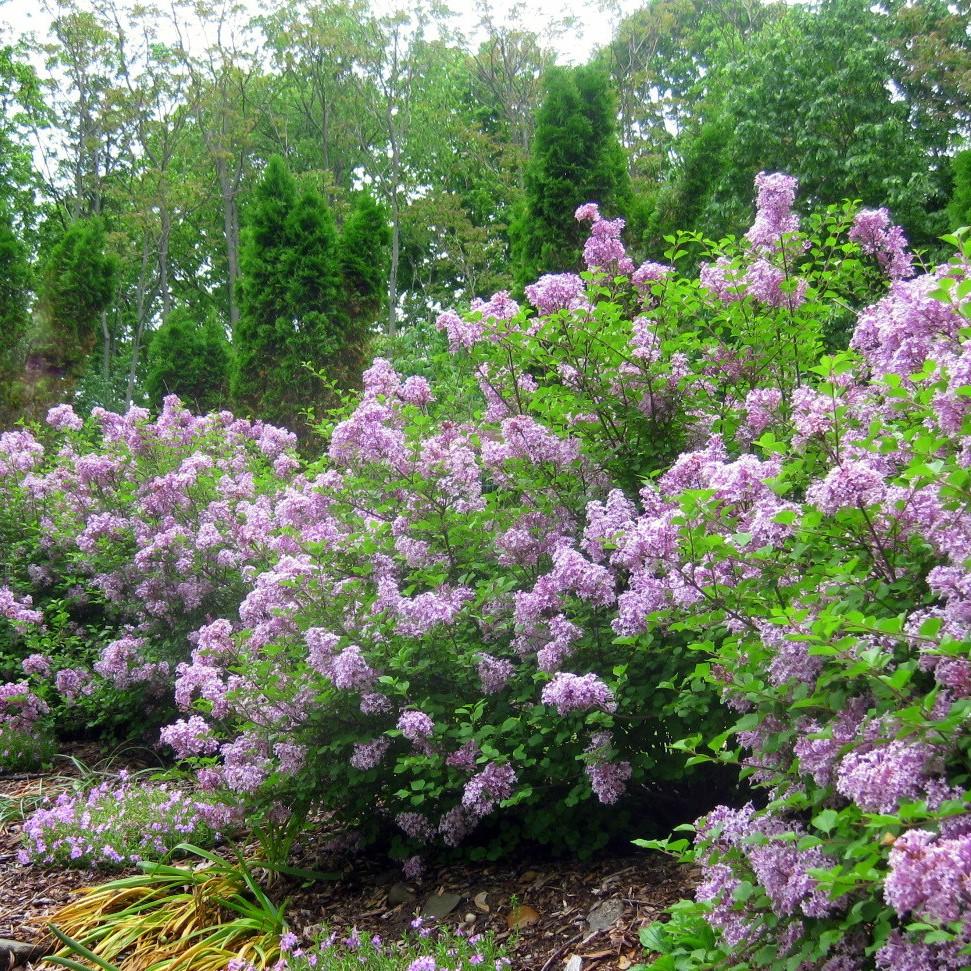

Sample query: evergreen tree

[339,190,390,355]
[233,155,297,417]
[0,209,31,421]
[281,185,343,411]
[145,308,232,413]
[233,155,346,432]
[510,65,631,288]
[947,149,971,230]
[22,216,117,417]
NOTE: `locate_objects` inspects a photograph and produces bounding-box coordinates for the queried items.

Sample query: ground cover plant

[2,175,968,971]
[20,773,226,868]
[278,923,509,971]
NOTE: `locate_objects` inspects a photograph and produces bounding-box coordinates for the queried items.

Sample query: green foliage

[235,155,374,433]
[0,724,54,772]
[146,309,232,413]
[24,216,118,417]
[511,64,631,287]
[340,191,390,331]
[947,148,971,231]
[651,0,951,247]
[635,898,726,971]
[0,207,31,419]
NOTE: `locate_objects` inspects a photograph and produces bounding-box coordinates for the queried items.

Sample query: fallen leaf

[506,904,540,929]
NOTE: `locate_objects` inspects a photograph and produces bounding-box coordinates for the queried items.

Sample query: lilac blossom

[541,672,616,715]
[849,208,914,281]
[462,763,516,817]
[836,741,937,812]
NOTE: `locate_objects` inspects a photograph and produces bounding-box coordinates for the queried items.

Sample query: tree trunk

[125,236,154,407]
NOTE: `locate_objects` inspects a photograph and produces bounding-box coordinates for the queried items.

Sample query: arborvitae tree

[233,155,297,417]
[510,65,631,288]
[145,308,232,413]
[947,150,971,230]
[339,190,390,350]
[0,209,31,421]
[234,155,347,432]
[22,216,117,418]
[280,185,343,410]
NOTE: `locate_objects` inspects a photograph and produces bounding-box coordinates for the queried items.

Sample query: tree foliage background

[0,0,968,430]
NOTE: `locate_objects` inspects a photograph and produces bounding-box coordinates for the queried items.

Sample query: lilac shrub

[20,773,229,868]
[0,400,299,742]
[152,175,907,868]
[637,235,971,966]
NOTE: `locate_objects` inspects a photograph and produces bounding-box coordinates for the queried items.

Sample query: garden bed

[1,757,694,970]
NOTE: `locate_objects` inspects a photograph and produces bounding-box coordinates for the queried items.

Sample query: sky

[1,0,644,64]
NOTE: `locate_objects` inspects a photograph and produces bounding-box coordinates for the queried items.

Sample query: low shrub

[634,232,971,967]
[0,723,54,771]
[278,923,508,971]
[21,774,228,867]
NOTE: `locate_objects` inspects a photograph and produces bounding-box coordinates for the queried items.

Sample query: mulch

[283,848,696,970]
[0,748,697,970]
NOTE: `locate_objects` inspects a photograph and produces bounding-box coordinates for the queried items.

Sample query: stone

[586,897,625,932]
[387,882,416,906]
[506,904,540,929]
[422,891,462,919]
[564,956,583,971]
[0,939,51,969]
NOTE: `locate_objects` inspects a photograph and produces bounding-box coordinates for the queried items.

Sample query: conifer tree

[338,190,391,379]
[0,209,31,421]
[233,155,297,418]
[233,155,347,432]
[22,216,117,417]
[145,309,231,413]
[511,65,631,288]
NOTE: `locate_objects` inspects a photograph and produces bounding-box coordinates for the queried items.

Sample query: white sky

[0,0,643,64]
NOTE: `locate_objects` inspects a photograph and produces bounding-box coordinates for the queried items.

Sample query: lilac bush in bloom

[5,174,958,968]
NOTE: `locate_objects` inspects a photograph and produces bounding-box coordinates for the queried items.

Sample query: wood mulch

[0,749,697,970]
[283,848,696,970]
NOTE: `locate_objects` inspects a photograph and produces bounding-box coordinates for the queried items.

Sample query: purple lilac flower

[398,710,435,745]
[402,855,424,880]
[45,403,84,430]
[350,736,390,770]
[330,646,375,690]
[396,812,436,841]
[21,654,52,678]
[836,741,936,812]
[541,672,617,715]
[477,654,514,694]
[586,760,632,804]
[849,208,914,281]
[159,716,219,758]
[875,930,967,971]
[745,171,800,250]
[462,763,516,817]
[884,828,971,924]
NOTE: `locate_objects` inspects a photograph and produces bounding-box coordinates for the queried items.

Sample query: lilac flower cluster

[541,672,616,715]
[848,208,914,281]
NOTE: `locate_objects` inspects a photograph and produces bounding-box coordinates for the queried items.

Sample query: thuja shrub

[634,236,971,967]
[161,175,913,865]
